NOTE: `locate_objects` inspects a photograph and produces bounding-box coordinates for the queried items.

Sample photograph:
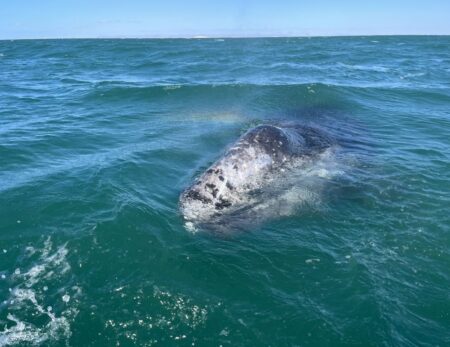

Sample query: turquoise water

[0,36,449,346]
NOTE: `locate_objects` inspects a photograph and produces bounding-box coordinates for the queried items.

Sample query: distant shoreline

[1,34,450,41]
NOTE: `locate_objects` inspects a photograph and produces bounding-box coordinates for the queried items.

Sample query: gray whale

[180,124,333,228]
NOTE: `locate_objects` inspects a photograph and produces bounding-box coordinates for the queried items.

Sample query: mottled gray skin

[180,124,331,223]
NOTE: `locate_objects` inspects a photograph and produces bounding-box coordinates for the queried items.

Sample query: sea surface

[0,36,449,346]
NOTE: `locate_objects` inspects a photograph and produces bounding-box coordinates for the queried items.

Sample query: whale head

[180,124,334,230]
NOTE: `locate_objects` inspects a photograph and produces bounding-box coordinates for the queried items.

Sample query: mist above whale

[179,123,338,231]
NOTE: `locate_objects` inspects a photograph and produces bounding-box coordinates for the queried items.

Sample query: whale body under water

[180,124,337,231]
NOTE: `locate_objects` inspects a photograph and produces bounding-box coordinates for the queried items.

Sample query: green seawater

[0,37,449,346]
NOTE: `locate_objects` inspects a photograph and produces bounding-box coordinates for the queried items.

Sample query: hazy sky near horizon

[1,0,450,39]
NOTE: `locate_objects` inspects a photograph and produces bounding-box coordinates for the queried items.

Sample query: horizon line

[1,34,450,41]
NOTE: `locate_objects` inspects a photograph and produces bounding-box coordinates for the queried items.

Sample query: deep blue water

[0,36,450,346]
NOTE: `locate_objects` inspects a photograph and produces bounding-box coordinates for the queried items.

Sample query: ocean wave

[81,80,449,98]
[0,141,163,193]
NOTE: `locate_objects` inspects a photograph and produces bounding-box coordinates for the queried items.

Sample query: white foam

[62,294,70,303]
[0,314,47,346]
[163,84,181,91]
[305,258,320,264]
[184,221,198,234]
[0,237,78,346]
[338,62,388,72]
[0,289,72,347]
[21,240,70,288]
[403,72,426,78]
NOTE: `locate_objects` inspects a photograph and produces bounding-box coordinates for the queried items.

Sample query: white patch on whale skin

[180,141,274,222]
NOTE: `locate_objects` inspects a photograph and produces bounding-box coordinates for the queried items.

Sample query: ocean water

[0,36,449,346]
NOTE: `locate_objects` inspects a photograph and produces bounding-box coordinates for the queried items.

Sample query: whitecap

[163,84,181,91]
[403,72,425,78]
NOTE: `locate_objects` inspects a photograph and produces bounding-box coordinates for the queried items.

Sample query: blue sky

[1,0,450,39]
